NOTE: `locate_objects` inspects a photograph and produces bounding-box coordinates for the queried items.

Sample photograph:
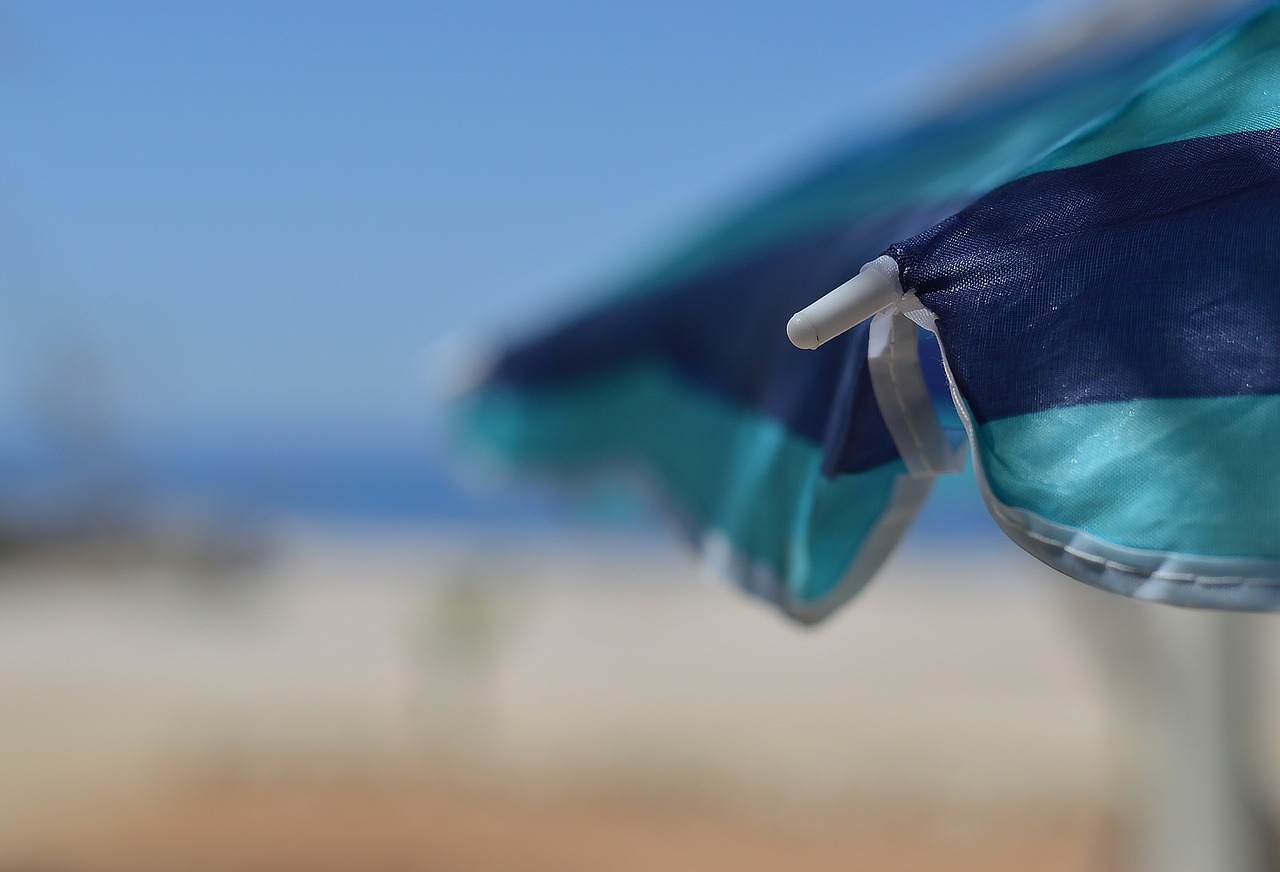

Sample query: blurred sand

[0,531,1269,868]
[11,779,1106,872]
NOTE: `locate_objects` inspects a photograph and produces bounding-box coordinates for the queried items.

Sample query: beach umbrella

[462,0,1280,624]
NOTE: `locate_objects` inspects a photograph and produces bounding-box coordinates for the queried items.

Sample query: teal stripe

[1028,5,1280,175]
[610,31,1205,299]
[464,361,907,604]
[978,395,1280,558]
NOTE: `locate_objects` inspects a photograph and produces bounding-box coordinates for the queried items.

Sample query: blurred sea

[0,427,1004,552]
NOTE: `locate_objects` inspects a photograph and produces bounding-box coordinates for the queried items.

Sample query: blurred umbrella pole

[1132,612,1271,872]
[1070,597,1274,872]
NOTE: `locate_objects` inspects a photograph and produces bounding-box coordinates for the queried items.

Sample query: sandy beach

[0,530,1275,869]
[12,779,1107,872]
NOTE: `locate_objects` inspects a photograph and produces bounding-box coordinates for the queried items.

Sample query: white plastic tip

[786,255,902,350]
[786,312,821,350]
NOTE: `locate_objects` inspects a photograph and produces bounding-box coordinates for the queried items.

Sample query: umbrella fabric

[889,2,1280,608]
[464,1,1277,623]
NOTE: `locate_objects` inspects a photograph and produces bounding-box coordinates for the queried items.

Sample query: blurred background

[0,1,1277,870]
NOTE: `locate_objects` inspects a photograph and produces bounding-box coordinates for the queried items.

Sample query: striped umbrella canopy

[462,0,1280,623]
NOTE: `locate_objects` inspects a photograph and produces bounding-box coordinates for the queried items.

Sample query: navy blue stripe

[892,128,1280,424]
[490,204,956,475]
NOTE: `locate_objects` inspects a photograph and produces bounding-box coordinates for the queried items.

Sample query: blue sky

[0,0,1086,453]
